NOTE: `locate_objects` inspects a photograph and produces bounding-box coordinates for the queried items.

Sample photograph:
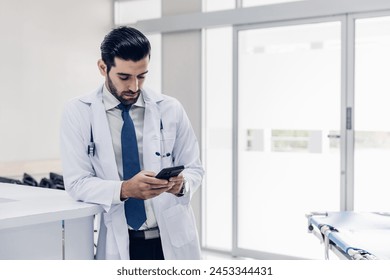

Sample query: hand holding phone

[155,165,185,180]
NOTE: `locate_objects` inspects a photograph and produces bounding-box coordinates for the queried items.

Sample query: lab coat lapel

[90,89,119,180]
[143,90,163,173]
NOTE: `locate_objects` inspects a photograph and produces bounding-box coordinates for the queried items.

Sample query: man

[60,26,204,260]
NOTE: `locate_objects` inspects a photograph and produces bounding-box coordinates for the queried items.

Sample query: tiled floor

[202,250,247,260]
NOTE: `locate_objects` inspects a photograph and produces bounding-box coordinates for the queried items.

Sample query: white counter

[0,183,102,260]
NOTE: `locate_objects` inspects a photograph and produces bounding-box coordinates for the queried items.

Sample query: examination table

[306,211,390,260]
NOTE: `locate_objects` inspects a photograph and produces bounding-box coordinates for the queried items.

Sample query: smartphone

[155,165,185,180]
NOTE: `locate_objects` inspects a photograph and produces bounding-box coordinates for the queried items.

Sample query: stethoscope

[87,119,172,159]
[155,119,171,158]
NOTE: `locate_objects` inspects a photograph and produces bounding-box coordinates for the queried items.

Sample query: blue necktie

[118,103,146,230]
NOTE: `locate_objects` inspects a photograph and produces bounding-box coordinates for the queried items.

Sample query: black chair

[38,173,65,190]
[39,177,54,188]
[49,172,65,190]
[0,176,23,185]
[22,173,38,186]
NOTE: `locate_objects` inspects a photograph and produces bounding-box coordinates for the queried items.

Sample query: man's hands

[120,170,184,200]
[166,173,185,196]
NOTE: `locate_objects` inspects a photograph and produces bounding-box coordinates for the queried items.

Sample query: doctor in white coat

[60,26,204,260]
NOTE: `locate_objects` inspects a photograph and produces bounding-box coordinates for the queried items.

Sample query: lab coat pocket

[162,204,196,248]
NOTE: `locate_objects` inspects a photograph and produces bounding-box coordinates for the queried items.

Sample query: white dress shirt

[102,84,157,230]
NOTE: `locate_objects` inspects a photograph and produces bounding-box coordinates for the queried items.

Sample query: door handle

[327,134,340,139]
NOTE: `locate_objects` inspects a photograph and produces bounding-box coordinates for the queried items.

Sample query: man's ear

[97,59,107,76]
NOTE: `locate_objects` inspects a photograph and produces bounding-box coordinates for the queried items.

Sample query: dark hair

[100,26,151,73]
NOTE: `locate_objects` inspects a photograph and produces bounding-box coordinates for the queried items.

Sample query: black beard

[106,75,140,105]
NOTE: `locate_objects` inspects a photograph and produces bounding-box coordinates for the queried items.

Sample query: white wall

[0,0,112,174]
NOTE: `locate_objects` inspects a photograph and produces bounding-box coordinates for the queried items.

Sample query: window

[203,0,235,12]
[114,0,161,25]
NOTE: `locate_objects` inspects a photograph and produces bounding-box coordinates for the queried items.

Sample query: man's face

[98,57,149,105]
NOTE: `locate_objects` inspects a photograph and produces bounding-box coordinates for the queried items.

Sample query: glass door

[354,15,390,212]
[235,20,343,259]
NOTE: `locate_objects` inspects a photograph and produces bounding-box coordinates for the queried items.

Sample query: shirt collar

[102,83,145,111]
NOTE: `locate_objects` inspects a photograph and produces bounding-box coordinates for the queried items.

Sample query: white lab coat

[60,85,204,260]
